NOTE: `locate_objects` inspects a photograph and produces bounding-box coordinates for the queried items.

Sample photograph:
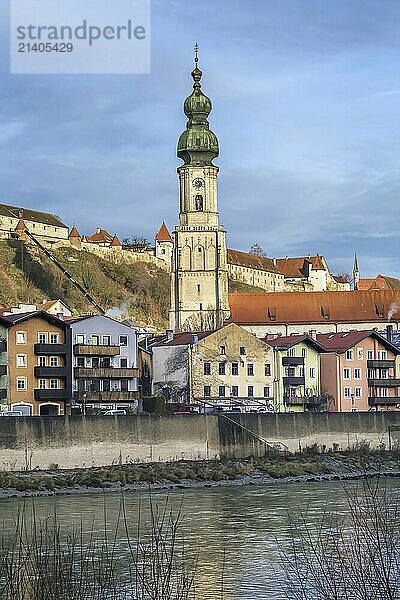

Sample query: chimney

[166,329,173,342]
[56,313,64,321]
[96,227,101,234]
[387,325,394,343]
[191,333,199,345]
[309,329,317,340]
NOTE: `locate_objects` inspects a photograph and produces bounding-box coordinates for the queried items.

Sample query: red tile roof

[15,218,26,232]
[110,234,121,247]
[228,290,400,325]
[275,255,325,278]
[267,334,326,351]
[68,225,81,239]
[86,229,113,244]
[358,275,400,291]
[317,330,400,354]
[155,222,173,243]
[227,249,281,274]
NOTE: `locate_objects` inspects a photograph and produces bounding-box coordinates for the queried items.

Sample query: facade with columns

[169,53,230,332]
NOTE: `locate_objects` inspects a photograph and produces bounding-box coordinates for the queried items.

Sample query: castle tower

[169,47,230,332]
[353,253,359,290]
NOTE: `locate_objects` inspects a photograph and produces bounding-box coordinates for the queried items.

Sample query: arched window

[195,195,204,211]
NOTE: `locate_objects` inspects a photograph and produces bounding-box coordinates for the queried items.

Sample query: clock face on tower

[192,178,205,190]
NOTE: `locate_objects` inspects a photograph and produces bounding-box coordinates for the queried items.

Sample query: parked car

[101,409,127,416]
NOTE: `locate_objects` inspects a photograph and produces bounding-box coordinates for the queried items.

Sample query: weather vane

[194,43,199,64]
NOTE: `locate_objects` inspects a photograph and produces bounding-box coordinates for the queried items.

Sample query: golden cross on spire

[194,43,199,65]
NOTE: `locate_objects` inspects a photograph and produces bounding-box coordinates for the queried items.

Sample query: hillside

[0,240,170,329]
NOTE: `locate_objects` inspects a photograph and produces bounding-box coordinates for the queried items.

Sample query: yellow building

[268,334,326,412]
[152,323,274,412]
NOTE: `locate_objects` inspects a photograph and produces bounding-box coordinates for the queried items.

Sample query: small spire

[194,43,199,66]
[191,42,202,89]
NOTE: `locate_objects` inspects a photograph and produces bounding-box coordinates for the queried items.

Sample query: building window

[357,348,364,360]
[17,378,26,391]
[288,348,296,357]
[344,387,352,398]
[368,368,374,379]
[16,355,26,368]
[204,386,211,397]
[239,347,246,356]
[197,284,201,293]
[301,348,307,358]
[354,368,361,379]
[119,336,128,347]
[310,368,316,378]
[204,362,211,375]
[247,386,254,397]
[39,379,46,389]
[380,369,388,380]
[102,335,111,346]
[39,356,46,367]
[346,350,354,360]
[232,362,239,375]
[120,358,128,368]
[232,386,239,397]
[50,356,58,367]
[50,379,58,389]
[264,386,270,398]
[16,331,26,345]
[264,363,271,376]
[219,362,226,375]
[50,333,59,344]
[76,334,85,344]
[77,357,85,367]
[378,350,388,360]
[219,386,225,397]
[220,345,226,355]
[91,335,99,346]
[38,333,47,344]
[247,364,254,376]
[355,387,363,398]
[343,368,351,380]
[367,350,374,360]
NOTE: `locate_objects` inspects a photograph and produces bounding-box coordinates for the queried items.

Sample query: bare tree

[282,477,400,600]
[249,243,267,257]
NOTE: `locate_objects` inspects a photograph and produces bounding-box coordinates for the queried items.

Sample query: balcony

[74,391,137,402]
[283,376,305,386]
[369,397,400,407]
[74,367,139,379]
[0,365,7,376]
[367,359,395,369]
[0,340,6,353]
[34,389,70,401]
[368,378,400,388]
[282,356,304,366]
[74,344,120,356]
[0,389,6,400]
[34,366,69,378]
[34,343,68,355]
[284,396,306,405]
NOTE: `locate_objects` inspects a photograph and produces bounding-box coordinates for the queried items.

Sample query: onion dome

[177,46,219,166]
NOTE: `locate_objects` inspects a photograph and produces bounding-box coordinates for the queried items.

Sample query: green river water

[0,479,398,599]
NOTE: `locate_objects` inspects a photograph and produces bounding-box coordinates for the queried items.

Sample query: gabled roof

[15,218,26,232]
[69,225,81,239]
[227,249,281,274]
[228,290,400,325]
[155,222,173,243]
[0,310,66,328]
[0,204,67,228]
[332,274,350,284]
[153,331,211,347]
[275,255,326,278]
[317,330,400,355]
[85,229,114,244]
[267,334,326,352]
[357,275,400,291]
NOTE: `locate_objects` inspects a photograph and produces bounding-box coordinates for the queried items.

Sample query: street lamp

[82,393,87,417]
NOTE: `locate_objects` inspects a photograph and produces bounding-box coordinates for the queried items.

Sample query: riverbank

[1,450,400,498]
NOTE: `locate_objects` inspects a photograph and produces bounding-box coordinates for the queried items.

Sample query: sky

[1,0,400,277]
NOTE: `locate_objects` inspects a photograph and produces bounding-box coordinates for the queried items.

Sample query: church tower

[169,48,230,332]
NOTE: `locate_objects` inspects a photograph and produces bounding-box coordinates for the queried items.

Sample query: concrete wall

[1,413,400,471]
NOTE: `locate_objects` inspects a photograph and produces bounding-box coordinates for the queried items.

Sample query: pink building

[318,330,400,412]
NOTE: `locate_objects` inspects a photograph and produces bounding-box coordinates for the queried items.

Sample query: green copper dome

[177,57,219,166]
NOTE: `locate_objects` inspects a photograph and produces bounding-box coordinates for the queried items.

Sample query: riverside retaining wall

[1,413,400,470]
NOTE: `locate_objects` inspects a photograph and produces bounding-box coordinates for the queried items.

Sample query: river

[0,479,398,599]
